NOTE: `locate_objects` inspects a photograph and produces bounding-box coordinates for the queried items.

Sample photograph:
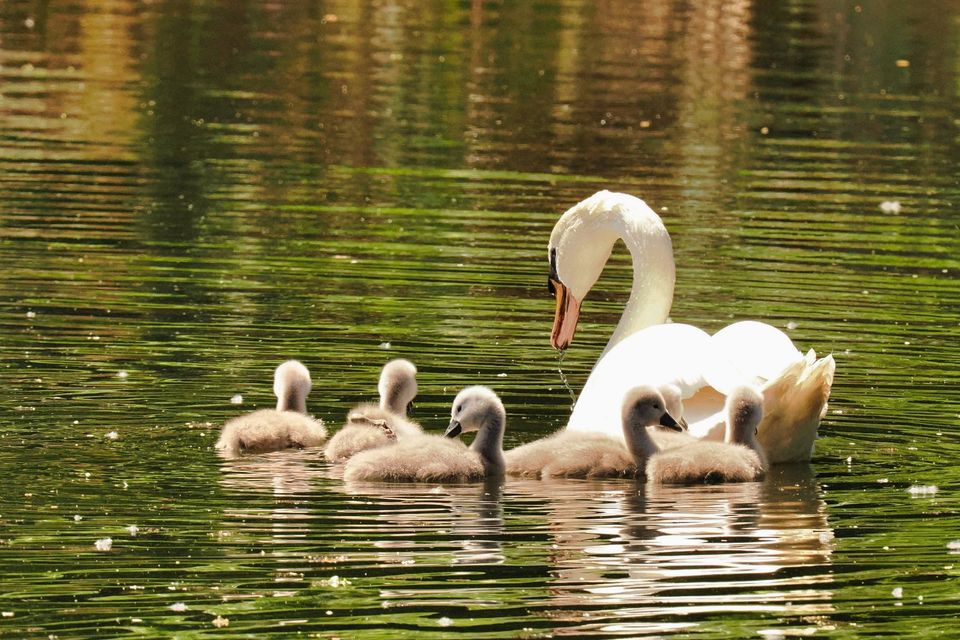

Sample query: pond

[1,0,959,636]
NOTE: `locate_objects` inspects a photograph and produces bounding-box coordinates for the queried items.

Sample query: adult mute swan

[547,190,835,463]
[216,360,328,456]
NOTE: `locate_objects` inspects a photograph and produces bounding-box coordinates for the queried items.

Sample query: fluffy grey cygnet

[343,385,505,482]
[324,359,422,462]
[647,385,766,484]
[505,385,681,479]
[216,360,327,456]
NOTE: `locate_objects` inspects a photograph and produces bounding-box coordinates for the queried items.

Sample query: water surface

[2,0,960,637]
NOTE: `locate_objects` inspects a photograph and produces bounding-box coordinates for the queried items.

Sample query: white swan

[548,190,835,464]
[216,360,327,456]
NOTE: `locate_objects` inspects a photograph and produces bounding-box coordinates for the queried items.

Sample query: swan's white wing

[702,321,804,394]
[567,323,710,436]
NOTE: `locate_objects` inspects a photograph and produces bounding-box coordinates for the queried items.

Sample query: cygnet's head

[725,385,764,443]
[658,383,688,430]
[444,386,505,438]
[621,385,682,433]
[378,358,418,415]
[273,360,312,413]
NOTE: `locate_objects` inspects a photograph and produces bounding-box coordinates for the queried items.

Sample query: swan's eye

[455,405,462,414]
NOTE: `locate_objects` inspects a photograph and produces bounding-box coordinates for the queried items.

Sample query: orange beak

[550,278,581,351]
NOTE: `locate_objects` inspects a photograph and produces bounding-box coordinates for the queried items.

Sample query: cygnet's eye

[455,405,463,414]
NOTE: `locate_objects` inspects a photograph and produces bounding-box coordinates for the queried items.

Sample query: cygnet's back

[324,359,422,462]
[216,360,327,456]
[506,385,681,479]
[343,385,505,482]
[646,385,765,484]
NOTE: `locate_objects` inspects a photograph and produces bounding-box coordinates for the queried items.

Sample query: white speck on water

[1,611,13,618]
[117,370,129,379]
[786,321,798,330]
[325,610,333,616]
[846,456,853,465]
[320,575,350,588]
[94,537,113,551]
[379,342,391,349]
[907,485,938,497]
[212,615,229,628]
[892,586,903,598]
[230,394,243,405]
[169,602,188,613]
[26,311,36,319]
[877,478,889,483]
[74,515,82,522]
[131,617,142,623]
[24,17,35,28]
[127,525,139,536]
[880,200,902,214]
[84,472,91,479]
[497,372,507,378]
[437,617,453,627]
[105,431,119,440]
[946,540,960,553]
[122,481,129,489]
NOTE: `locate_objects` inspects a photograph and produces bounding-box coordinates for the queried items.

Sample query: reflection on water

[2,0,960,636]
[210,459,835,637]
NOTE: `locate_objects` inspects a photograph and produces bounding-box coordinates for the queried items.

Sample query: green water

[1,0,959,637]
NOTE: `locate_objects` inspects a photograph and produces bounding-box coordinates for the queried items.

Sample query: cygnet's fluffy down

[324,359,422,462]
[216,360,327,456]
[646,386,766,484]
[343,385,505,483]
[343,435,483,482]
[506,431,635,479]
[506,385,682,479]
[217,409,327,455]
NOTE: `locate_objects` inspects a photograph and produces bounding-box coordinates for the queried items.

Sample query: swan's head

[273,360,312,413]
[620,385,682,434]
[658,383,688,430]
[548,190,673,350]
[724,385,764,443]
[378,358,418,415]
[444,386,505,438]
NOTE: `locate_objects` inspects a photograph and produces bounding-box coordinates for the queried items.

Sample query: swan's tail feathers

[757,351,836,464]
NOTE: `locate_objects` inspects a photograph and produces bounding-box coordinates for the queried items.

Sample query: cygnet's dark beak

[444,419,463,438]
[659,412,683,432]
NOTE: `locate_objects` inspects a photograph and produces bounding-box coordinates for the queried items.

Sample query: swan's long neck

[604,213,675,355]
[379,387,407,416]
[470,412,506,476]
[623,424,660,473]
[277,389,307,413]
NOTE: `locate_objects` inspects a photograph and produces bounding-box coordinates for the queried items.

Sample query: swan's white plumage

[550,191,835,464]
[566,323,709,435]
